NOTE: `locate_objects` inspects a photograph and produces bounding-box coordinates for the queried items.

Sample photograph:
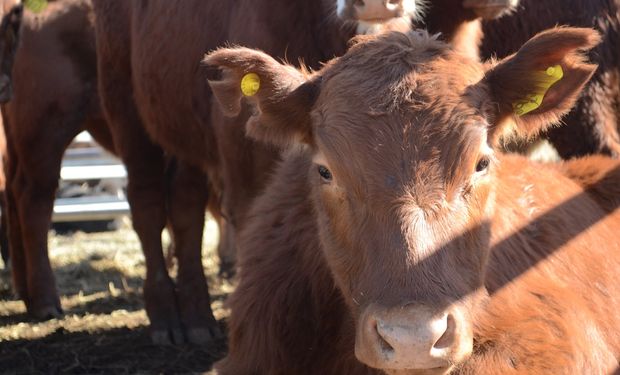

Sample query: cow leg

[215,215,236,278]
[94,0,186,344]
[206,187,236,278]
[16,165,62,318]
[8,126,74,319]
[4,145,26,301]
[168,161,221,344]
[0,191,9,266]
[124,146,184,344]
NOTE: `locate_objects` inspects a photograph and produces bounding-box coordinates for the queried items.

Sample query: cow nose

[354,0,407,21]
[355,304,472,371]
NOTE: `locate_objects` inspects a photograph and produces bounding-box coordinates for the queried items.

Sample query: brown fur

[207,29,620,374]
[480,0,620,158]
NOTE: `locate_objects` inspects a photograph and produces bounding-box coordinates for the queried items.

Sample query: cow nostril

[374,320,395,353]
[354,0,365,7]
[386,0,400,4]
[433,314,456,350]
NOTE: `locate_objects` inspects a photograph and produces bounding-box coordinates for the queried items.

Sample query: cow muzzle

[339,0,416,22]
[462,0,519,19]
[355,304,472,373]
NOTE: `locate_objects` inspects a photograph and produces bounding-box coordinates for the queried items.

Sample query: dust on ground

[0,217,233,374]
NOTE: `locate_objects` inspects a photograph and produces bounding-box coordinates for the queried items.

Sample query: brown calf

[480,0,620,158]
[92,0,418,344]
[206,28,620,374]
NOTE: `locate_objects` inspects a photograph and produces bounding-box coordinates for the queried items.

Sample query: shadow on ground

[0,324,227,374]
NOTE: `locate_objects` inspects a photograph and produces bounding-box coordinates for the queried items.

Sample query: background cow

[206,27,619,374]
[338,0,520,59]
[1,0,115,320]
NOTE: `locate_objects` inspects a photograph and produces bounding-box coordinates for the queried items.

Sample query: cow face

[335,0,419,34]
[206,27,598,374]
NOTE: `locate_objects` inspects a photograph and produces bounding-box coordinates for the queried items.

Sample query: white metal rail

[53,133,130,223]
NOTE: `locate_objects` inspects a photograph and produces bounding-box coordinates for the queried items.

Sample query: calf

[91,0,520,344]
[480,0,620,158]
[206,27,620,374]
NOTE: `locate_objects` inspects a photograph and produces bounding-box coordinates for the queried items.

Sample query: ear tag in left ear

[241,73,260,97]
[513,65,563,116]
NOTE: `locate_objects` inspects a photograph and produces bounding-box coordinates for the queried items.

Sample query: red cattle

[479,0,620,158]
[206,28,620,374]
[1,0,116,319]
[91,0,518,344]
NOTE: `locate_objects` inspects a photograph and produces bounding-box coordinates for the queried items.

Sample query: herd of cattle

[0,0,619,374]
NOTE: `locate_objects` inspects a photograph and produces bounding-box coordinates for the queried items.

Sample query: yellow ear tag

[241,73,260,97]
[513,65,564,116]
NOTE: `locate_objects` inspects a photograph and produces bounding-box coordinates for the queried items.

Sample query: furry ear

[204,47,320,147]
[482,27,600,144]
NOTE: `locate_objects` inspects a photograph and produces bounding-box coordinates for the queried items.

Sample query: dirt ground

[0,217,233,374]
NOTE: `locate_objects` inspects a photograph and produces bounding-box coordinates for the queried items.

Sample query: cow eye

[476,156,490,173]
[318,165,332,182]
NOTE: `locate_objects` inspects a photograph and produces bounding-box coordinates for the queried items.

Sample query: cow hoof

[150,328,185,345]
[30,305,63,320]
[186,325,223,345]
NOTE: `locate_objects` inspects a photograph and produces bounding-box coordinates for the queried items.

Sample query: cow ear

[204,47,319,147]
[482,27,600,144]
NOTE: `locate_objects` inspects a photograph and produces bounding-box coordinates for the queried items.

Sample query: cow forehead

[311,33,487,196]
[313,32,487,141]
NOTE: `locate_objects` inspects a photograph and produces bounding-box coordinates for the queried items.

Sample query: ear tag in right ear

[513,65,563,116]
[24,0,48,13]
[241,73,260,97]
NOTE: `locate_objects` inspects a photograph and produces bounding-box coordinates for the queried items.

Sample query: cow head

[335,0,419,34]
[0,1,22,103]
[206,27,598,374]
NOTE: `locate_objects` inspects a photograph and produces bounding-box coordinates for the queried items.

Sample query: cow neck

[235,0,355,70]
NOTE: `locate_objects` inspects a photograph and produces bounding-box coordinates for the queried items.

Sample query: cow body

[480,0,620,158]
[207,29,620,374]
